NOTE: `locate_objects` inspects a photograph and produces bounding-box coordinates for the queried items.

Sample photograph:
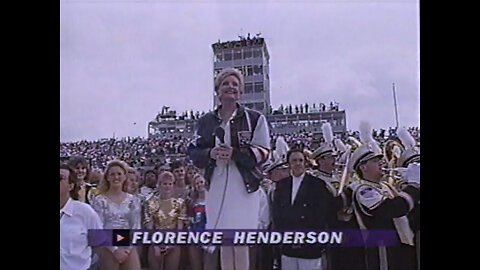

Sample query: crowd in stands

[60,127,419,172]
[272,101,340,115]
[60,136,190,170]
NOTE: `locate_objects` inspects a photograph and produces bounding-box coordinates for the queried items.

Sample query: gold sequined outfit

[143,197,188,229]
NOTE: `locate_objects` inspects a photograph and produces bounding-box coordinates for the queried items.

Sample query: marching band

[264,121,420,270]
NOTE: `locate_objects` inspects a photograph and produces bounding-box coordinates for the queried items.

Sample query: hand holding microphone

[210,127,233,160]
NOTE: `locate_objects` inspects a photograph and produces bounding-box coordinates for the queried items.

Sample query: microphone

[215,127,225,144]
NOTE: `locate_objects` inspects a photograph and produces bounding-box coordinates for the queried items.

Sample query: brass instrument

[334,144,352,196]
[336,155,350,196]
[382,167,408,191]
[382,163,420,189]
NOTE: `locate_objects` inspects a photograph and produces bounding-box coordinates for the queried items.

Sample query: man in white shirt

[60,163,103,270]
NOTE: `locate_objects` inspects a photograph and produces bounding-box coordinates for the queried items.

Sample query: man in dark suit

[272,149,343,270]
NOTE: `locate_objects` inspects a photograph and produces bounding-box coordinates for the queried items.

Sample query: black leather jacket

[187,104,269,194]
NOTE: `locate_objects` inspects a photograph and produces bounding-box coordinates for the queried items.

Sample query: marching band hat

[347,121,384,173]
[398,148,420,167]
[313,121,337,160]
[312,144,336,160]
[348,145,384,172]
[264,160,289,173]
[397,127,420,167]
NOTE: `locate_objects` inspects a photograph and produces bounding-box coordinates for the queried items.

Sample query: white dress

[206,110,270,230]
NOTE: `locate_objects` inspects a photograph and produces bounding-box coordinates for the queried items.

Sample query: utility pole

[392,83,399,129]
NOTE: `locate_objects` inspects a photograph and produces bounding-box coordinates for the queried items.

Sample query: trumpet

[382,167,408,184]
[382,163,420,186]
[382,167,409,174]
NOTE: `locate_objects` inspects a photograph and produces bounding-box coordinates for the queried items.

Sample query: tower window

[243,49,252,59]
[254,82,264,92]
[224,51,232,61]
[244,83,253,94]
[253,49,262,58]
[234,49,242,60]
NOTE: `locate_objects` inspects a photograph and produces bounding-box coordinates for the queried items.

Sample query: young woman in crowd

[183,173,208,270]
[143,171,188,270]
[170,160,190,200]
[124,167,141,196]
[68,156,93,203]
[90,160,142,270]
[60,163,103,270]
[185,164,200,189]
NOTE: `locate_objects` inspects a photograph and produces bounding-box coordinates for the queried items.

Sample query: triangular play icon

[117,234,125,242]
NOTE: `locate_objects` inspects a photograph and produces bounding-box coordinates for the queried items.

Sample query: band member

[311,122,339,194]
[348,122,420,270]
[312,124,366,270]
[272,149,342,270]
[397,127,421,270]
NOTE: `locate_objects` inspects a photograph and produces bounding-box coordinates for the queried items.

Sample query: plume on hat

[322,122,333,145]
[398,127,416,150]
[274,136,289,162]
[334,138,347,152]
[359,121,381,154]
[359,121,372,144]
[337,141,352,164]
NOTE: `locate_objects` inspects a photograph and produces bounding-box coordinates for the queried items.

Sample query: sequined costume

[90,193,142,230]
[143,197,188,230]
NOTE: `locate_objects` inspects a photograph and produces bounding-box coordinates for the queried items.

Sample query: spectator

[170,160,189,200]
[124,167,141,195]
[60,163,103,270]
[139,169,158,203]
[186,173,207,270]
[185,164,200,188]
[67,156,92,203]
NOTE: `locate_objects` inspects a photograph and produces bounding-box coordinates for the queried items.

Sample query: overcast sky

[60,0,419,142]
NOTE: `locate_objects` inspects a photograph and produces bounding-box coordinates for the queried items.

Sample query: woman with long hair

[68,156,93,203]
[90,160,142,270]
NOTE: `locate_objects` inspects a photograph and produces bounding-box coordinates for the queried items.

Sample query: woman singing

[188,68,271,270]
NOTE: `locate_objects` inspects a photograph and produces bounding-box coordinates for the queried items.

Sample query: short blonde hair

[214,68,244,94]
[158,171,175,184]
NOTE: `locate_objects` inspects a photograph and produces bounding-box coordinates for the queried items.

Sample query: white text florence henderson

[131,231,343,245]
